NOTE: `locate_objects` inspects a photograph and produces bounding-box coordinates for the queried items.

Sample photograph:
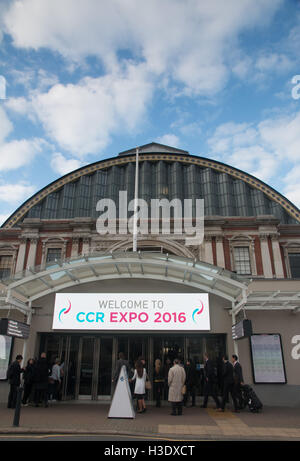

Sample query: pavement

[1,401,300,441]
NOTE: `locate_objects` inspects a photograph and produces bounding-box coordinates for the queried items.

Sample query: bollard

[12,386,24,427]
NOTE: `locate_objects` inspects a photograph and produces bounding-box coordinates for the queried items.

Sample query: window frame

[228,235,256,276]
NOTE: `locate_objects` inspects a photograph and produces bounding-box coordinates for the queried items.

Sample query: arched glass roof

[2,143,299,228]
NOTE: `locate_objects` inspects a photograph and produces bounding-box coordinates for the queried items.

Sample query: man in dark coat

[183,359,197,407]
[201,353,220,409]
[218,355,239,412]
[232,354,244,409]
[33,352,50,407]
[7,355,23,409]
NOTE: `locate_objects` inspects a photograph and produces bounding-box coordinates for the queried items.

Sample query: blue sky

[0,0,300,225]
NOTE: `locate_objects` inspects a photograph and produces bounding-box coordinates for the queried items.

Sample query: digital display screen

[0,335,13,380]
[250,334,286,384]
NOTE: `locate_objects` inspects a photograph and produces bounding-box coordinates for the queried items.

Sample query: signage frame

[52,293,211,332]
[249,333,287,385]
[0,318,30,339]
[232,319,252,340]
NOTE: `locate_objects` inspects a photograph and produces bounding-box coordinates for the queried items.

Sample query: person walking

[33,352,51,407]
[130,359,147,413]
[218,355,239,412]
[232,354,244,409]
[168,358,186,416]
[49,357,62,402]
[183,358,197,407]
[22,358,35,406]
[7,355,23,409]
[153,359,164,408]
[202,353,220,409]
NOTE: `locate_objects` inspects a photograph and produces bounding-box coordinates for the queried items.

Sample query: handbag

[181,384,187,395]
[145,380,152,390]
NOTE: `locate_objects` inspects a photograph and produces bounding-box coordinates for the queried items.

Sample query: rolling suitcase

[242,384,263,413]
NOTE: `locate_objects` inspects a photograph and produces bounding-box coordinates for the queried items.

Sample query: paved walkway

[1,402,300,440]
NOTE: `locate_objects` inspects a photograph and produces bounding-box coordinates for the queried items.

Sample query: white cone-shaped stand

[108,365,135,419]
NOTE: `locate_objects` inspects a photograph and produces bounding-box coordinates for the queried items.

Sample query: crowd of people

[7,351,244,415]
[7,352,63,409]
[113,352,245,416]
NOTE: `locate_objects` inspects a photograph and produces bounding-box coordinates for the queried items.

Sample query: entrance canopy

[0,251,249,314]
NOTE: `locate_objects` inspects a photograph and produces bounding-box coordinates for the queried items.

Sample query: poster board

[250,334,287,384]
[0,335,13,380]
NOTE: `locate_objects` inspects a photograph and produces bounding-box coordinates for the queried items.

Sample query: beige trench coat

[168,364,186,402]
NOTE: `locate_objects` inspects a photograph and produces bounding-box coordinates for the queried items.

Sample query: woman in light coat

[168,358,186,416]
[130,359,147,413]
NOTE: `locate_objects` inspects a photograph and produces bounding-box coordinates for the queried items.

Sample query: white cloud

[207,112,300,208]
[208,118,299,190]
[283,183,300,209]
[5,96,31,117]
[258,113,300,162]
[0,106,45,171]
[282,166,300,208]
[156,134,180,148]
[0,138,44,171]
[26,62,153,157]
[0,182,35,204]
[51,153,82,176]
[4,0,283,96]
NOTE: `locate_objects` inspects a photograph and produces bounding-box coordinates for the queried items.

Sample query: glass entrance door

[78,337,95,398]
[97,338,113,398]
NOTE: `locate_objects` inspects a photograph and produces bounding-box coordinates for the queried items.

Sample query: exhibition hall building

[0,143,299,406]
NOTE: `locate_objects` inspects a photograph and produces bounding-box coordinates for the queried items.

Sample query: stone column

[204,236,214,265]
[15,238,27,273]
[271,235,284,278]
[26,238,38,269]
[216,235,225,269]
[260,234,273,278]
[82,237,90,256]
[71,238,79,258]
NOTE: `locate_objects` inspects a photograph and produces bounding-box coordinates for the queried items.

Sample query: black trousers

[234,382,243,409]
[34,384,48,406]
[183,386,196,406]
[221,382,238,411]
[171,402,183,415]
[203,380,220,408]
[22,382,33,404]
[8,384,18,408]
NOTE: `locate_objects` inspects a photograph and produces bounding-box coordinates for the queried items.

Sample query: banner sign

[52,293,210,331]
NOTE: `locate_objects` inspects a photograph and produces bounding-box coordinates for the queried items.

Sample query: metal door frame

[75,336,100,400]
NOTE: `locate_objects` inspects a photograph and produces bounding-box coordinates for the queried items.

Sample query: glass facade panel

[22,159,297,224]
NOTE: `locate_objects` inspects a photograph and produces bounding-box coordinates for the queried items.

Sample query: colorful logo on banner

[58,300,71,323]
[192,301,204,323]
